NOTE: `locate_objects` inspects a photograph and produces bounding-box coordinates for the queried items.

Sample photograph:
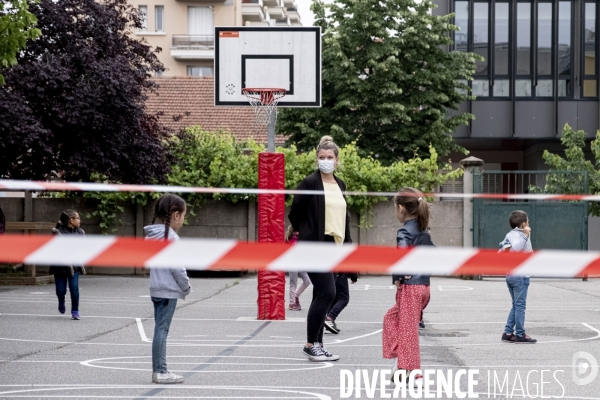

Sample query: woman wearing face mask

[288,135,352,362]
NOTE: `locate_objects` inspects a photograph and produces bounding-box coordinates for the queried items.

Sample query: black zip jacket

[288,170,352,244]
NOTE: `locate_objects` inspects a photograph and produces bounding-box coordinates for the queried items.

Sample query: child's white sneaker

[154,371,184,384]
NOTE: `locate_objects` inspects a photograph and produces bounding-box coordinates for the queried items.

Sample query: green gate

[473,171,589,250]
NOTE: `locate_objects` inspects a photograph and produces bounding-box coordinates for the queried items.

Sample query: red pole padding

[257,152,286,320]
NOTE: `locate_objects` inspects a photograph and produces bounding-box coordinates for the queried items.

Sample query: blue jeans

[151,297,178,373]
[505,276,530,337]
[54,272,79,312]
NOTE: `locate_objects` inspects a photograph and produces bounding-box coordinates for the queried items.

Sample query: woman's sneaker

[58,301,66,314]
[315,342,340,361]
[302,345,328,362]
[324,318,340,334]
[515,334,537,344]
[501,333,516,343]
[288,302,300,311]
[154,371,184,384]
[71,311,80,320]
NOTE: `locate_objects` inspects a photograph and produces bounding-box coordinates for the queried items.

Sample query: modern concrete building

[434,0,599,170]
[128,0,302,77]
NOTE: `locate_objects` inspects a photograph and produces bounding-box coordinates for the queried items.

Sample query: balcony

[286,7,300,23]
[242,0,265,22]
[274,17,291,26]
[263,0,282,6]
[170,35,215,60]
[245,20,270,27]
[265,5,286,20]
[282,0,296,7]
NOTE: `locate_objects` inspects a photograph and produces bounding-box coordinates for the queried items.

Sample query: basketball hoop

[242,88,286,127]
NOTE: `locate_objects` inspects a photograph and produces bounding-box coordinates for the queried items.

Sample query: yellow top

[323,182,347,245]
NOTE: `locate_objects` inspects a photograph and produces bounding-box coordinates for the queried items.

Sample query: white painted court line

[80,355,335,374]
[135,318,150,343]
[236,317,306,322]
[0,385,597,400]
[328,329,383,345]
[0,385,332,399]
[437,285,473,291]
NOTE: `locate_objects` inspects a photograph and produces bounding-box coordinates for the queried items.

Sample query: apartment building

[129,0,302,77]
[435,0,599,170]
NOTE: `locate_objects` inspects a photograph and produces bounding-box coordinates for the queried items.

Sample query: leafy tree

[277,0,479,165]
[0,0,169,184]
[0,0,40,85]
[542,124,600,216]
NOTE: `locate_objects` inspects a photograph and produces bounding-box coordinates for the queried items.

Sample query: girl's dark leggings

[306,272,336,343]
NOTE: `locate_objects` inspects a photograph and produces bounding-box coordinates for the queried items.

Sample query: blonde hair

[316,135,339,157]
[394,187,431,231]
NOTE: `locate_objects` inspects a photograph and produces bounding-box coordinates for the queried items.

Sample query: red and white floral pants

[382,284,430,370]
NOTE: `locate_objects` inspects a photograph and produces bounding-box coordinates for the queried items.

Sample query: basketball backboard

[215,27,321,107]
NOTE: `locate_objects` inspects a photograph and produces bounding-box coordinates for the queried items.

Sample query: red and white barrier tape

[0,234,597,277]
[0,179,596,201]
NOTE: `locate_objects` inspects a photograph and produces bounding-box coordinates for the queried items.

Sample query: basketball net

[242,88,286,126]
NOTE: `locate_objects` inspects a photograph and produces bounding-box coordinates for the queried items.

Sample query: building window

[155,6,164,32]
[474,2,489,75]
[187,66,213,77]
[583,1,597,97]
[139,6,147,31]
[516,2,531,78]
[453,0,581,99]
[495,2,509,76]
[454,1,469,52]
[188,7,214,37]
[558,1,572,96]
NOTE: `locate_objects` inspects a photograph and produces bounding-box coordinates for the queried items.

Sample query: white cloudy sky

[297,0,316,26]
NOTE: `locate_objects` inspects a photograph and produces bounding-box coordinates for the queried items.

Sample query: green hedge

[55,126,463,232]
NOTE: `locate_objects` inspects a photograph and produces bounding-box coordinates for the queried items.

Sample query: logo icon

[572,351,598,386]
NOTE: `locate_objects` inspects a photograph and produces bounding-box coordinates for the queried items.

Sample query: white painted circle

[81,355,334,373]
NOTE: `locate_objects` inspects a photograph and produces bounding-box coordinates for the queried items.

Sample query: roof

[146,76,283,145]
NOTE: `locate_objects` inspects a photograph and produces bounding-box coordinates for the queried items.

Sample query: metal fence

[476,170,589,201]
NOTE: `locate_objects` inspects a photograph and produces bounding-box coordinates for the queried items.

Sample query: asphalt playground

[0,274,599,399]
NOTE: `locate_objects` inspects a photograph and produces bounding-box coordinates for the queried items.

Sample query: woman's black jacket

[288,170,352,244]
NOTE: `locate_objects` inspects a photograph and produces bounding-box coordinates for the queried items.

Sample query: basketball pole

[267,109,276,153]
[256,106,286,320]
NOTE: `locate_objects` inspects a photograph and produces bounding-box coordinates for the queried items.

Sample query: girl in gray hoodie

[144,194,191,385]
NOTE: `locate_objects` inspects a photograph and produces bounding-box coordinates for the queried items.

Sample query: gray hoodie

[144,224,192,300]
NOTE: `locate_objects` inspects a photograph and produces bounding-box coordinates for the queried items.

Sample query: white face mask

[318,159,336,174]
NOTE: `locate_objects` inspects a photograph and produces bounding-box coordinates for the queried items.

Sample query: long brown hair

[152,194,186,240]
[394,187,431,231]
